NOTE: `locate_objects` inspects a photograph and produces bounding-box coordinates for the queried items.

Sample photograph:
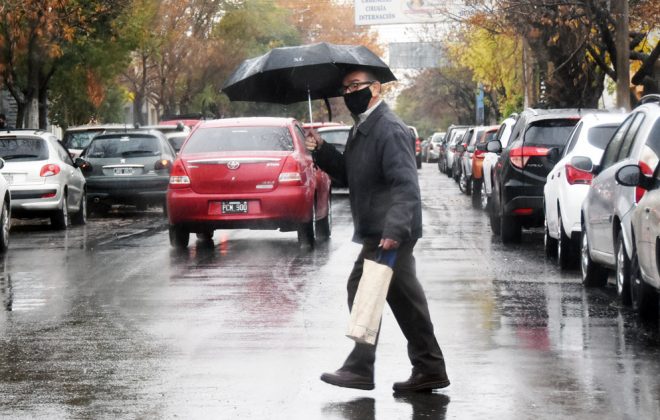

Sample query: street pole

[614,0,630,110]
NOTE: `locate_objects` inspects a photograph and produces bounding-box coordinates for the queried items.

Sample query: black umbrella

[222,42,396,122]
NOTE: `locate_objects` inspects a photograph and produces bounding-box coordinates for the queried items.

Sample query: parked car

[483,115,518,210]
[439,125,467,175]
[317,125,351,193]
[543,112,626,268]
[488,108,591,243]
[317,125,351,154]
[616,159,660,320]
[137,124,191,154]
[443,126,469,179]
[409,126,422,169]
[1,130,86,229]
[78,130,176,213]
[427,132,445,163]
[580,95,660,305]
[469,125,499,209]
[0,159,10,250]
[167,117,332,248]
[456,127,483,195]
[421,138,431,163]
[62,124,129,158]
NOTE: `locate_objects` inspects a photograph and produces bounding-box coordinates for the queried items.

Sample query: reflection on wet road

[0,165,659,419]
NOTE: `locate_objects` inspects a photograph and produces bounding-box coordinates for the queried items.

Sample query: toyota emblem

[227,161,240,170]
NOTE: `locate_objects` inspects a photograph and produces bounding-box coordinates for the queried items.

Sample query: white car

[1,130,87,229]
[0,159,10,251]
[482,115,517,207]
[543,112,626,268]
[62,123,129,158]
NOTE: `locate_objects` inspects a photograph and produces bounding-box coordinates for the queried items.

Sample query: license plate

[221,200,248,214]
[113,168,134,175]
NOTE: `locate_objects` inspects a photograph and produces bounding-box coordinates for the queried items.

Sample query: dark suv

[488,109,593,243]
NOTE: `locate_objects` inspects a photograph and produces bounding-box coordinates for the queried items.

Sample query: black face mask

[343,86,372,115]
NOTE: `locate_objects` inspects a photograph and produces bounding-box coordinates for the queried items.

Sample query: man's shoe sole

[320,373,375,391]
[392,379,450,392]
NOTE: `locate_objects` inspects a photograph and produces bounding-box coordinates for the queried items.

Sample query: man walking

[304,66,449,392]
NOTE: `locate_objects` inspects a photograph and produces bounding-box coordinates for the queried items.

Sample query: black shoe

[392,371,450,392]
[321,369,375,390]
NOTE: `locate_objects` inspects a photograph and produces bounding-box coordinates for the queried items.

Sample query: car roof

[317,125,352,132]
[65,123,130,132]
[577,112,628,126]
[197,117,297,128]
[0,129,53,137]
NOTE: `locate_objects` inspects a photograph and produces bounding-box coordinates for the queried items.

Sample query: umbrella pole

[307,89,313,124]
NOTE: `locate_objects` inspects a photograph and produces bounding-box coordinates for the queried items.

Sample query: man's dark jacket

[313,102,422,243]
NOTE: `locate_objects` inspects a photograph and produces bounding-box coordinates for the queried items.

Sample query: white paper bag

[346,252,395,345]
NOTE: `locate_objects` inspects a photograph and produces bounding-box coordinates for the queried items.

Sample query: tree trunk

[38,87,48,129]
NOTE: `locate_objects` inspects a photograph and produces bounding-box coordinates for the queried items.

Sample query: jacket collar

[355,101,388,137]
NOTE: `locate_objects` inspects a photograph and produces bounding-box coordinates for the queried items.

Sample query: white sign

[355,0,466,26]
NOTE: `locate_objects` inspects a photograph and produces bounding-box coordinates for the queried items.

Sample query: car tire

[315,196,332,241]
[71,190,87,226]
[500,215,521,244]
[51,191,69,230]
[471,179,482,209]
[0,200,10,252]
[630,251,659,320]
[452,162,460,183]
[615,232,632,306]
[557,211,575,269]
[580,223,608,287]
[169,225,190,249]
[297,202,316,247]
[416,155,422,169]
[544,217,558,258]
[489,204,501,235]
[458,171,468,194]
[480,181,489,211]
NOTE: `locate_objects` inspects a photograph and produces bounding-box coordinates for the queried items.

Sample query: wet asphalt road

[1,163,660,419]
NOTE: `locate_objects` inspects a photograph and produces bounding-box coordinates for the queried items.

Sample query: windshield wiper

[121,150,158,156]
[3,154,40,160]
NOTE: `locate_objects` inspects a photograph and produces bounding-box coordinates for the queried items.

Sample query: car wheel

[581,223,608,287]
[71,190,87,226]
[544,217,558,258]
[0,200,10,252]
[315,195,332,241]
[480,181,489,211]
[615,232,632,306]
[471,179,481,209]
[489,204,501,236]
[500,215,521,244]
[169,225,190,249]
[557,211,575,269]
[630,251,659,320]
[452,163,460,183]
[297,202,316,246]
[51,191,69,230]
[458,172,469,194]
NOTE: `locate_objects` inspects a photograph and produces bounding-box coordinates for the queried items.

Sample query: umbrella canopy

[222,42,396,105]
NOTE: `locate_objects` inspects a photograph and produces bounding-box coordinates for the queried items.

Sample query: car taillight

[278,156,304,185]
[636,161,653,203]
[509,146,549,169]
[565,164,593,185]
[40,164,60,177]
[415,139,421,153]
[169,159,190,187]
[474,149,486,159]
[155,159,172,171]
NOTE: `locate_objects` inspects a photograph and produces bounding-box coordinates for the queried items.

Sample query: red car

[167,117,332,248]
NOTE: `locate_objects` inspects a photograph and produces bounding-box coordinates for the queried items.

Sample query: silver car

[580,96,660,305]
[1,131,86,229]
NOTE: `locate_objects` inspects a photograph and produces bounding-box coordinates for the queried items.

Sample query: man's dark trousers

[341,237,446,378]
